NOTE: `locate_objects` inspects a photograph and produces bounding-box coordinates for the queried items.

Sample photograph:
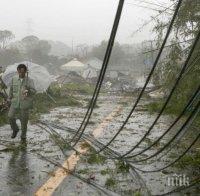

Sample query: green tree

[37,40,51,55]
[89,40,125,66]
[22,35,39,48]
[153,0,200,113]
[0,30,15,49]
[21,35,51,64]
[0,48,23,66]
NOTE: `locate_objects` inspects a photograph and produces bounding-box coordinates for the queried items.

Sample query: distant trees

[0,30,15,49]
[0,30,22,66]
[0,47,22,66]
[0,31,61,68]
[0,30,72,73]
[89,41,125,66]
[22,35,39,48]
[21,35,51,64]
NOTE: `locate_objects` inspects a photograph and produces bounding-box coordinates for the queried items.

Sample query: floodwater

[0,94,199,196]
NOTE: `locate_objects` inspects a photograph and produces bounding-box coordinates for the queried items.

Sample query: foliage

[122,190,142,196]
[0,47,23,66]
[0,30,15,49]
[152,0,200,115]
[30,91,80,123]
[100,168,111,175]
[116,160,130,174]
[62,83,95,95]
[0,111,8,126]
[89,40,125,66]
[134,191,142,196]
[105,177,116,188]
[21,35,51,64]
[77,168,90,174]
[175,151,200,170]
[86,146,106,165]
[172,0,200,38]
[80,141,91,149]
[0,31,70,69]
[49,83,95,96]
[87,152,106,165]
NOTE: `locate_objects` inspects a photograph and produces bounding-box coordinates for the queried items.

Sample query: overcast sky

[0,0,171,46]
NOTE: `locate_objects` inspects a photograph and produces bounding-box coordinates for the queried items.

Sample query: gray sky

[0,0,171,46]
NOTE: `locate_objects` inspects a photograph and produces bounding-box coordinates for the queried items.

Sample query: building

[60,58,87,75]
[82,65,98,79]
[84,57,102,70]
[106,65,138,79]
[82,57,103,79]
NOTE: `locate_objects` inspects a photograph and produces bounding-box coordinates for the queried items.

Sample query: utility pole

[26,18,34,35]
[71,38,74,56]
[142,40,154,78]
[150,40,154,66]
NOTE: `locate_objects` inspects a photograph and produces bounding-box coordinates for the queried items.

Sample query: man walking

[8,64,36,141]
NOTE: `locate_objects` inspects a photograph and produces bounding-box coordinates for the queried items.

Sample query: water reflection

[7,141,30,196]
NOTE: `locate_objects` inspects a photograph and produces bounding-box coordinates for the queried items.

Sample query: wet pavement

[0,94,199,195]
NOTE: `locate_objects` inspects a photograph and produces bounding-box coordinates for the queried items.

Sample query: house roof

[60,58,87,70]
[84,57,102,70]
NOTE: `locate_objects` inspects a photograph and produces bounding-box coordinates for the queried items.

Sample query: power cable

[128,101,200,172]
[96,0,183,154]
[70,0,125,147]
[130,130,200,173]
[131,2,176,37]
[119,29,200,158]
[127,2,169,12]
[132,0,174,11]
[123,85,200,159]
[153,178,200,196]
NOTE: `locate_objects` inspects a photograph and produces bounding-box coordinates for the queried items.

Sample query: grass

[122,190,142,196]
[0,112,8,126]
[0,96,8,126]
[50,83,95,95]
[84,102,99,109]
[77,168,90,175]
[174,151,200,169]
[146,99,180,115]
[146,97,200,116]
[105,177,116,188]
[134,191,142,196]
[0,142,27,152]
[87,153,106,165]
[49,133,69,150]
[86,146,106,165]
[80,142,107,165]
[116,161,130,174]
[28,82,98,123]
[144,137,153,146]
[30,92,81,123]
[100,168,112,176]
[147,101,163,114]
[146,99,200,131]
[80,141,91,149]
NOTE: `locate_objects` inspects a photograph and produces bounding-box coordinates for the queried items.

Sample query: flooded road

[0,94,198,195]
